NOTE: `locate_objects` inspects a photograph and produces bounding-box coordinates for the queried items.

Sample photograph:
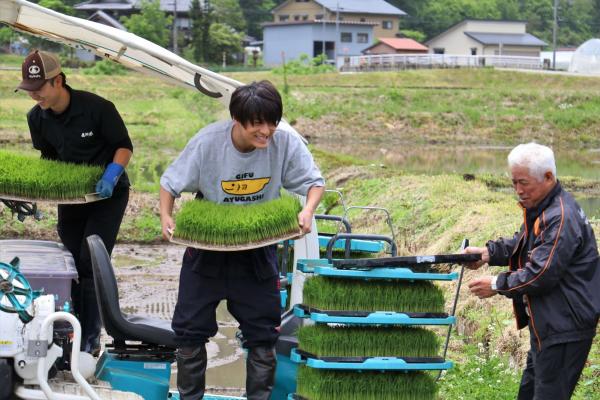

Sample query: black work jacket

[27,85,133,188]
[487,182,600,350]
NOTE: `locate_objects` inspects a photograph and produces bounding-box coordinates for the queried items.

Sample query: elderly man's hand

[468,276,498,299]
[461,246,490,270]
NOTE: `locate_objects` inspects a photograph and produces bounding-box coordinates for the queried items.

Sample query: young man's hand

[297,209,314,234]
[161,214,175,240]
[96,162,124,198]
[461,246,490,270]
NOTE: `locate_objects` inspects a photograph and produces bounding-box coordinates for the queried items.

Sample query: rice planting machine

[0,193,479,399]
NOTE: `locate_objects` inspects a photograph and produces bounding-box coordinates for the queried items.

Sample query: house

[74,0,193,36]
[263,20,376,66]
[362,38,427,55]
[271,0,406,40]
[426,20,547,57]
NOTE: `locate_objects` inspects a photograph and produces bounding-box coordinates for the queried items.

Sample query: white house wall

[428,27,482,55]
[428,21,527,55]
[463,20,525,34]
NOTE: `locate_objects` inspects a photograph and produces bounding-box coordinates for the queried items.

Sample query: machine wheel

[0,359,15,400]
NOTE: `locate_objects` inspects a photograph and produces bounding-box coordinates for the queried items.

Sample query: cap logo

[28,65,40,74]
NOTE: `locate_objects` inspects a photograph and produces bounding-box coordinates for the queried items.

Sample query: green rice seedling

[174,194,302,246]
[298,325,440,358]
[0,150,103,200]
[303,276,445,313]
[296,367,438,400]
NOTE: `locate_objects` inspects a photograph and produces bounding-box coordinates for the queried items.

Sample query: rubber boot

[246,346,277,400]
[177,345,207,400]
[79,278,102,355]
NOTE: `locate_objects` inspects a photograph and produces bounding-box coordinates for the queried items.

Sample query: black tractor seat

[87,235,177,357]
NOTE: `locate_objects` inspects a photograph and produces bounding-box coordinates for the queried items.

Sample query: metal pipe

[37,312,101,400]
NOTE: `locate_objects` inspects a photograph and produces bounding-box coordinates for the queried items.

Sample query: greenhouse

[569,38,600,74]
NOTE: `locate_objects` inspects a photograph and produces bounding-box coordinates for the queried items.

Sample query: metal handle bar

[343,205,396,244]
[325,233,398,261]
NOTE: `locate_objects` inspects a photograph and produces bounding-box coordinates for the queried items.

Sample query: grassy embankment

[0,66,598,398]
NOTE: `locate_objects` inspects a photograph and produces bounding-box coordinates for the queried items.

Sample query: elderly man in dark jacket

[464,142,599,400]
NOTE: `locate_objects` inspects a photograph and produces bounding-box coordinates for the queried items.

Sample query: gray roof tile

[464,32,547,46]
[314,0,405,16]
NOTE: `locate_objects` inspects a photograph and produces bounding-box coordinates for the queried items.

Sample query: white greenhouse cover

[569,38,600,75]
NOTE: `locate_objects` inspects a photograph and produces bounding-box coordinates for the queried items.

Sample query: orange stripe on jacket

[507,197,565,292]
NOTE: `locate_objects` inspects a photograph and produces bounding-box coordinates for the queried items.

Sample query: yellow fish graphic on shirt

[221,177,271,195]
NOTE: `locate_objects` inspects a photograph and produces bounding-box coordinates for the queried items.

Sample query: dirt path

[110,244,245,394]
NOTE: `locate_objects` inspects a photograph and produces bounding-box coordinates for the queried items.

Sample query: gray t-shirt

[160,120,324,203]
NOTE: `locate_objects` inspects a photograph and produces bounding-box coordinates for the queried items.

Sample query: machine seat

[87,235,177,349]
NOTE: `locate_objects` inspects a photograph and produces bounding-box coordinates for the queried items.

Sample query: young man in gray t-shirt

[160,80,324,399]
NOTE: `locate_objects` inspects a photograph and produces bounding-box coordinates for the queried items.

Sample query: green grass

[303,276,445,313]
[296,367,438,400]
[0,150,102,200]
[298,325,440,358]
[438,344,520,400]
[173,194,302,246]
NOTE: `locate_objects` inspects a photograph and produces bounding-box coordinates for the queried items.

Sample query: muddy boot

[177,345,207,400]
[246,346,277,400]
[79,278,102,355]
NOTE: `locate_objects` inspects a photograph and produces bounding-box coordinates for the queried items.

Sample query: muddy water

[110,245,246,393]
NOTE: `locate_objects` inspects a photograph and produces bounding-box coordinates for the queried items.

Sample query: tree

[419,0,501,38]
[205,22,243,64]
[121,0,172,48]
[189,0,211,62]
[239,0,276,39]
[211,0,246,32]
[38,0,74,15]
[0,27,15,50]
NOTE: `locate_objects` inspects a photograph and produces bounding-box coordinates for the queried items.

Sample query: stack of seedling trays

[0,150,104,204]
[289,235,479,400]
[170,194,303,251]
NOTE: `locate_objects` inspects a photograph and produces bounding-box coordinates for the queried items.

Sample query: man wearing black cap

[16,50,134,355]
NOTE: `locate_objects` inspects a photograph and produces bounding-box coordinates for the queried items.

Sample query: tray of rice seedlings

[0,150,104,204]
[297,325,440,360]
[294,367,438,400]
[296,277,453,325]
[171,194,303,251]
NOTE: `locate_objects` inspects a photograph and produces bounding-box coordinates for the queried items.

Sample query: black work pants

[57,186,128,351]
[517,338,593,400]
[57,186,129,280]
[172,248,281,349]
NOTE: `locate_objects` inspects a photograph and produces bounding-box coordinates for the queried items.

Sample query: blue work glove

[95,163,124,198]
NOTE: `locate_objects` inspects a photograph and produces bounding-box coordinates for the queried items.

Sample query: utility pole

[552,0,559,70]
[335,1,339,63]
[172,0,178,54]
[322,4,326,58]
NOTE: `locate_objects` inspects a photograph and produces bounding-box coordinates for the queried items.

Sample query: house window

[315,14,324,20]
[341,32,352,43]
[360,18,366,22]
[295,0,309,2]
[471,48,477,55]
[433,48,445,54]
[382,20,393,29]
[357,33,369,43]
[279,15,289,22]
[302,14,309,21]
[294,15,300,21]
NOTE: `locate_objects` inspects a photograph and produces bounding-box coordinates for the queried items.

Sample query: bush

[82,59,127,75]
[272,53,336,75]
